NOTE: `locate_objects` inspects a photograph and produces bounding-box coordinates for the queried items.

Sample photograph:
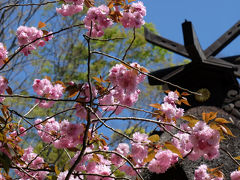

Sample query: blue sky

[142,0,240,59]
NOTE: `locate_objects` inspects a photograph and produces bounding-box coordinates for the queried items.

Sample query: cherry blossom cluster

[56,0,84,16]
[0,43,8,66]
[66,131,179,178]
[32,78,64,108]
[0,76,8,102]
[15,146,48,179]
[17,26,53,56]
[189,121,220,160]
[194,164,222,180]
[172,121,220,161]
[160,91,184,123]
[83,5,113,37]
[148,149,178,174]
[56,1,146,37]
[162,91,184,120]
[83,2,146,37]
[120,1,146,28]
[35,118,85,149]
[99,63,145,114]
[68,146,114,179]
[131,132,150,165]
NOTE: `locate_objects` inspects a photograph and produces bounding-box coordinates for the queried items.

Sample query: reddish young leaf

[139,66,149,73]
[101,134,109,141]
[6,86,12,95]
[55,81,66,88]
[234,156,240,160]
[202,112,217,123]
[180,98,190,106]
[38,21,46,29]
[121,62,131,70]
[165,90,171,94]
[143,149,157,163]
[92,154,100,162]
[55,165,60,175]
[108,1,114,8]
[149,103,161,109]
[42,30,49,35]
[100,138,107,146]
[44,76,51,81]
[214,118,230,124]
[128,0,136,3]
[84,0,94,8]
[181,92,190,96]
[174,90,180,97]
[219,124,235,137]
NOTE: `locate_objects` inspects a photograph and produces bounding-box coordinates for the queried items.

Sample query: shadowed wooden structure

[145,20,240,110]
[144,20,240,180]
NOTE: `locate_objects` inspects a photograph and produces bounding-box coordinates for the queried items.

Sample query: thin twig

[86,36,125,41]
[122,27,135,61]
[0,94,83,103]
[92,116,189,134]
[97,103,158,116]
[220,147,240,166]
[87,106,133,141]
[0,1,58,11]
[159,124,180,140]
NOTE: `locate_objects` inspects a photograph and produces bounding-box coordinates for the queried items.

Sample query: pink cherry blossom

[194,164,223,180]
[172,132,193,157]
[148,149,178,174]
[36,118,85,149]
[100,63,145,114]
[161,92,184,120]
[15,146,48,179]
[83,5,113,37]
[164,91,179,104]
[0,76,8,102]
[194,164,210,180]
[56,4,83,16]
[189,121,220,160]
[17,26,52,56]
[111,143,129,165]
[56,0,84,16]
[131,132,150,164]
[231,170,240,180]
[120,1,146,28]
[36,118,60,143]
[87,164,113,180]
[33,79,64,108]
[0,43,8,66]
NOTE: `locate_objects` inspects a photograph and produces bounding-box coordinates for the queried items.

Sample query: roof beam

[144,27,190,58]
[204,21,240,57]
